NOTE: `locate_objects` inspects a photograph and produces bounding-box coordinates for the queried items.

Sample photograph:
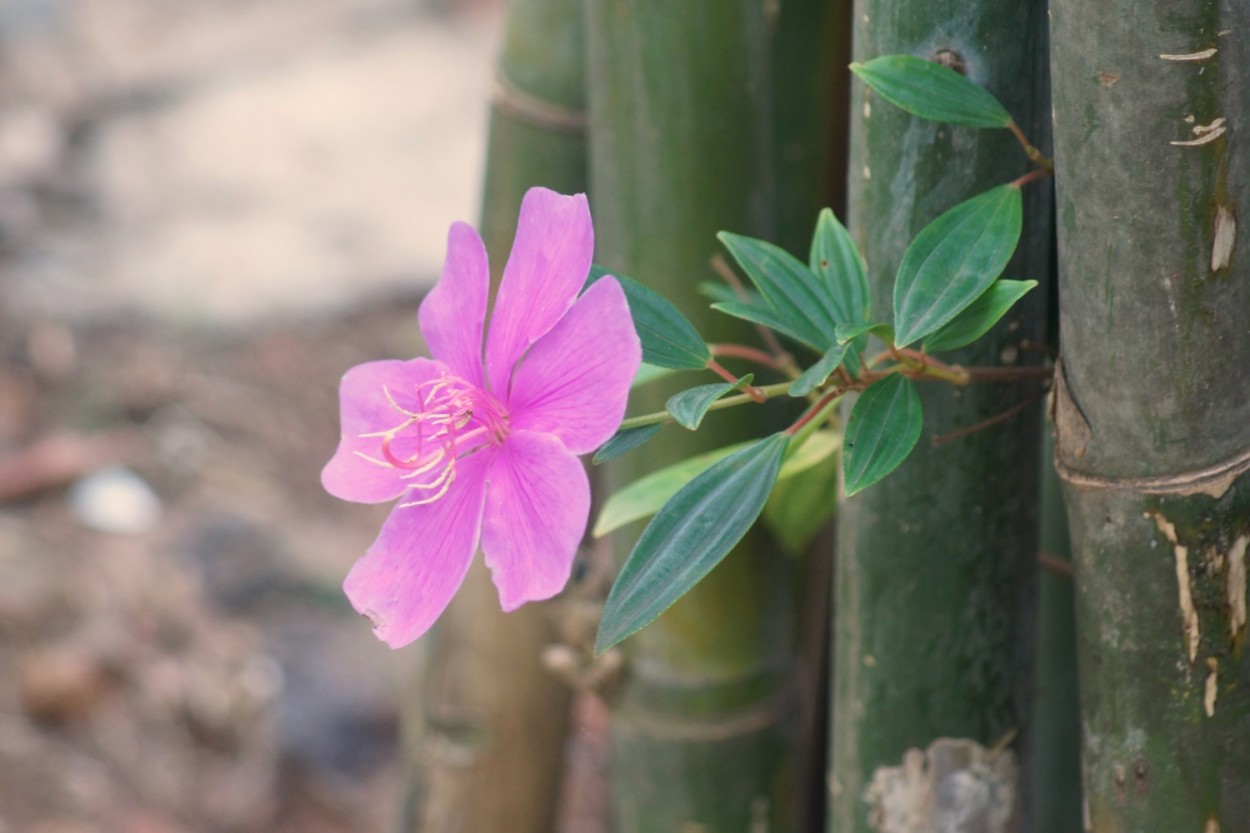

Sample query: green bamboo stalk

[829,2,1052,830]
[400,1,584,829]
[583,2,836,829]
[1050,3,1250,829]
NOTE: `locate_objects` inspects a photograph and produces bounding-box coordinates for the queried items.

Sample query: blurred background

[0,1,503,830]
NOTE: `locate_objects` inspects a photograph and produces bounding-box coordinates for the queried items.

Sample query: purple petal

[321,358,448,504]
[508,277,641,455]
[418,222,489,387]
[480,430,588,611]
[343,448,492,648]
[484,188,593,396]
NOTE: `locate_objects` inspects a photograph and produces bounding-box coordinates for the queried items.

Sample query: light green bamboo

[400,1,584,829]
[829,2,1052,830]
[584,2,839,828]
[1050,2,1250,828]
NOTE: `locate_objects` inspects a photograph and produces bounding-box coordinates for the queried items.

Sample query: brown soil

[0,300,430,832]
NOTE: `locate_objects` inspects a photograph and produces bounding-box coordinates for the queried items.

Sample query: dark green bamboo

[1030,433,1082,833]
[1050,3,1250,829]
[400,1,584,829]
[771,5,851,828]
[829,2,1052,830]
[584,2,837,829]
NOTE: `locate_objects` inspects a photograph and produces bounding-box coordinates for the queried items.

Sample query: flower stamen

[353,371,505,510]
[398,469,456,507]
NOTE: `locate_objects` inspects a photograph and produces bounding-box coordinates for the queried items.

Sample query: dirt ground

[0,1,504,830]
[0,302,437,832]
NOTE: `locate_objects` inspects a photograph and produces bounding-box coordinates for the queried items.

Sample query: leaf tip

[592,632,616,657]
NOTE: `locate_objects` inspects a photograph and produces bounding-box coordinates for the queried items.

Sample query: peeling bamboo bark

[399,1,584,829]
[1050,2,1250,828]
[583,1,838,828]
[829,1,1052,830]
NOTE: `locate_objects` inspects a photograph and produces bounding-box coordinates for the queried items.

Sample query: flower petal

[508,276,641,454]
[480,430,589,611]
[484,188,593,396]
[321,358,449,503]
[343,448,492,648]
[419,222,489,387]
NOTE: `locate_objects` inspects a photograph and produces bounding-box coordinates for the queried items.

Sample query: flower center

[357,371,508,507]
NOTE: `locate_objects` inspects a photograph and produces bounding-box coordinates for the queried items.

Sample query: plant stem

[710,343,790,371]
[1010,166,1052,190]
[707,358,767,402]
[1007,119,1053,169]
[617,381,795,431]
[784,389,845,437]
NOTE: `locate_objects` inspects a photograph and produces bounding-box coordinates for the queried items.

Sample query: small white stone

[69,467,162,535]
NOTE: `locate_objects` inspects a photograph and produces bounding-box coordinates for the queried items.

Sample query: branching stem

[707,358,767,402]
[617,381,794,431]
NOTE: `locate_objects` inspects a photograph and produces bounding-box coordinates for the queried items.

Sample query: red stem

[710,343,783,369]
[1010,166,1052,190]
[784,387,844,437]
[707,358,767,403]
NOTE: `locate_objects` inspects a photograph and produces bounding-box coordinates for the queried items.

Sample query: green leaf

[843,374,922,496]
[764,432,840,555]
[717,232,838,347]
[595,443,747,537]
[790,342,849,397]
[851,54,1013,129]
[595,433,790,653]
[666,374,753,431]
[840,335,867,377]
[593,427,836,538]
[923,279,1038,352]
[836,321,895,346]
[712,300,825,352]
[892,184,1023,347]
[588,265,710,370]
[592,424,663,464]
[810,208,870,325]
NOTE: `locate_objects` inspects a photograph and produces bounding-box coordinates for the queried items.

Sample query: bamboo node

[1054,360,1250,498]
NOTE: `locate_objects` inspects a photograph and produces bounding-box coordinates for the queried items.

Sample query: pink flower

[321,188,640,647]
